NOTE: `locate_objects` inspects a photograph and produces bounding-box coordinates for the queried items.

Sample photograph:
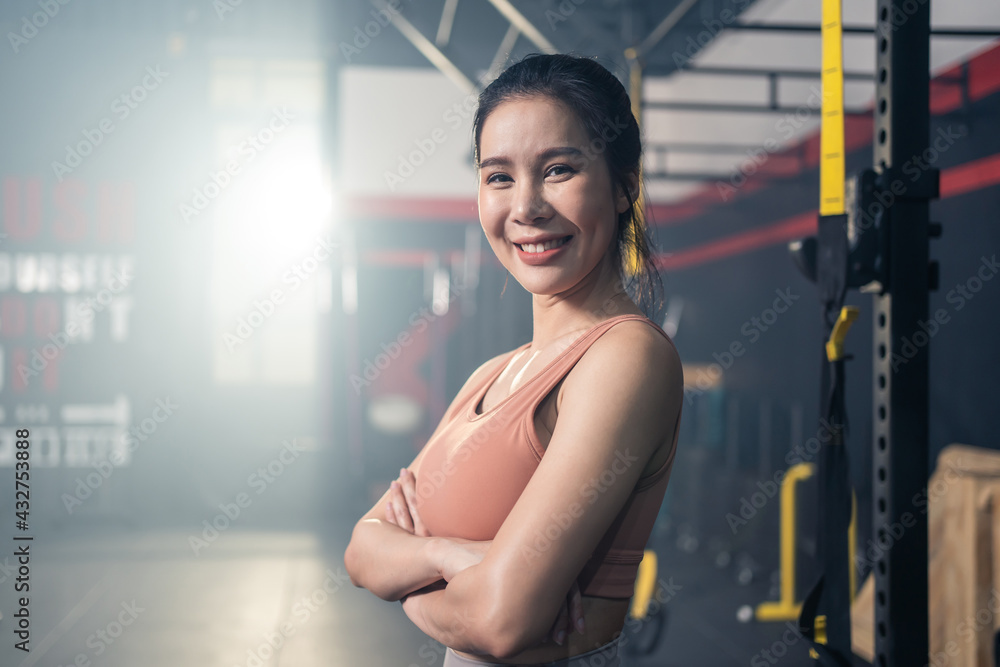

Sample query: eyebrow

[478,146,586,170]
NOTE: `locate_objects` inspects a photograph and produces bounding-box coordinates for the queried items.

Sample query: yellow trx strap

[827,306,860,362]
[820,0,846,216]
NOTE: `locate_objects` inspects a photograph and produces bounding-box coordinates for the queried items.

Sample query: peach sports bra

[408,314,682,599]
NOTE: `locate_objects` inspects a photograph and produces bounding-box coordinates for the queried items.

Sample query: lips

[514,235,572,254]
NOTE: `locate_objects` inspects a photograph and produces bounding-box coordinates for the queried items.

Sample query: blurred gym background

[0,0,998,665]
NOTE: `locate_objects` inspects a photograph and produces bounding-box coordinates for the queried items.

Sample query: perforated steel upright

[871,0,934,664]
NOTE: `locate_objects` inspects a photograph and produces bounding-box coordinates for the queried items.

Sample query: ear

[615,170,640,214]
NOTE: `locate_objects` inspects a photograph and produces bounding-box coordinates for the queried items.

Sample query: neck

[529,253,644,349]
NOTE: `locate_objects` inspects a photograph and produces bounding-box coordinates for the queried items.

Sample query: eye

[485,172,511,184]
[546,164,575,178]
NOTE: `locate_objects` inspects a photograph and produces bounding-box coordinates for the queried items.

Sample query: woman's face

[476,95,631,298]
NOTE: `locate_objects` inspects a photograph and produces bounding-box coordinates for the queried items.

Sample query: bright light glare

[215,123,334,294]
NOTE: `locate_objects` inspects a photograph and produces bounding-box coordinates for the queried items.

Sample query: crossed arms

[344,322,683,659]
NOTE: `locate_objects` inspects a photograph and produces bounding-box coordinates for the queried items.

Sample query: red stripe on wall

[655,212,817,272]
[940,153,1000,198]
[650,41,998,225]
[658,151,1000,272]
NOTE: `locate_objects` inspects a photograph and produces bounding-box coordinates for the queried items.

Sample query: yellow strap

[826,306,859,362]
[630,549,657,619]
[820,0,846,216]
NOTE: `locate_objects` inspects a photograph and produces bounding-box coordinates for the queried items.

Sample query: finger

[399,469,429,537]
[384,501,397,525]
[569,580,585,634]
[550,600,569,645]
[390,481,414,532]
[392,485,414,532]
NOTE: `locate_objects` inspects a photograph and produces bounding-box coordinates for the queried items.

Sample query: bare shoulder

[561,318,683,435]
[603,317,681,368]
[575,318,681,389]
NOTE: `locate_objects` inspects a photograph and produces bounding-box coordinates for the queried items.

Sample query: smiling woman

[344,54,683,667]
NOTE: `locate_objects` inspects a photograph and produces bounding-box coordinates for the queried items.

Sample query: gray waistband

[442,635,623,667]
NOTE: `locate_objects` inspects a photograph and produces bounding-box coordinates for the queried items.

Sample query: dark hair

[472,53,663,318]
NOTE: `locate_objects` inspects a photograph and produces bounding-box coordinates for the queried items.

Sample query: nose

[511,178,552,225]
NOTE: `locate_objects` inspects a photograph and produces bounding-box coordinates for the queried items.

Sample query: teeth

[520,236,569,254]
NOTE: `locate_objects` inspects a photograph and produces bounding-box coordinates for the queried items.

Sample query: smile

[514,235,573,265]
[515,236,572,254]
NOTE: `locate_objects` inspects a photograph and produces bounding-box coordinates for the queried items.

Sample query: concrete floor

[0,516,841,667]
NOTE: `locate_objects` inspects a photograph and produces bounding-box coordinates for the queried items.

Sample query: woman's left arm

[399,584,493,656]
[401,323,684,659]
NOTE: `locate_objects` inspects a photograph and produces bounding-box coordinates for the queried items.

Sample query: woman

[344,53,683,666]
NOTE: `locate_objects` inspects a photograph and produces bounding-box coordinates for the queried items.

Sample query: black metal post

[871,0,934,663]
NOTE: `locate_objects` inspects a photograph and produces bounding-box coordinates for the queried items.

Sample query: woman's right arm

[345,470,496,601]
[345,352,509,601]
[344,511,445,602]
[345,440,450,602]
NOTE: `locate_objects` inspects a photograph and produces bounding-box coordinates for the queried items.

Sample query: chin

[515,274,576,297]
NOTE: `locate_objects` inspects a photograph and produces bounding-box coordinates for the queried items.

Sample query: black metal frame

[871,0,936,663]
[635,11,995,183]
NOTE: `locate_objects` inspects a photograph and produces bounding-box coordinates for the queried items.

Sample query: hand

[384,467,430,537]
[546,578,586,646]
[388,470,585,646]
[435,537,493,582]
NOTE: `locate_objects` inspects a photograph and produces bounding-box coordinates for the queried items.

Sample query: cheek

[478,192,507,232]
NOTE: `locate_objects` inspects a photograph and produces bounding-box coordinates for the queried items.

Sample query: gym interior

[0,0,998,665]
